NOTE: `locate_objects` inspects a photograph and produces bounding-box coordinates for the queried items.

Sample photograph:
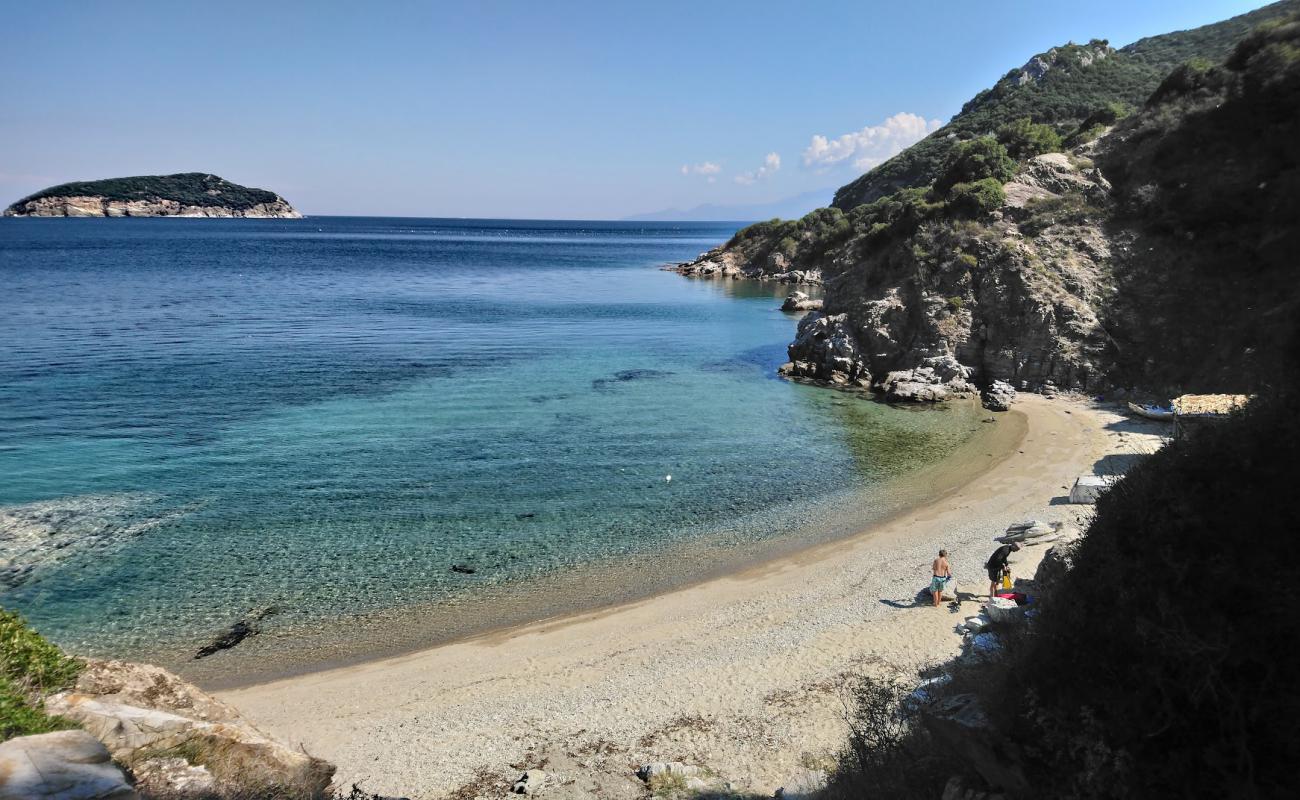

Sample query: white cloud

[680,161,722,177]
[801,112,942,172]
[734,152,781,185]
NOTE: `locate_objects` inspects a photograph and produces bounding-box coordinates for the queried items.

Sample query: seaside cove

[1,217,996,683]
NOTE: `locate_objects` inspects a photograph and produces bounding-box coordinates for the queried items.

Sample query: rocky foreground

[0,659,333,799]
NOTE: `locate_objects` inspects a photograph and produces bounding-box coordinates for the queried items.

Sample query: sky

[0,0,1276,218]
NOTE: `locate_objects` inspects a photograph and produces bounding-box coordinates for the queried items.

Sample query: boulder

[884,374,951,403]
[46,660,334,796]
[1034,533,1083,592]
[982,381,1017,412]
[780,291,822,312]
[786,313,869,382]
[0,730,136,800]
[984,597,1023,624]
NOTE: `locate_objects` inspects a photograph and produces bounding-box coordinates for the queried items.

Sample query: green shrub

[934,138,1016,194]
[0,609,82,742]
[996,117,1064,159]
[1018,192,1095,235]
[0,610,81,693]
[945,178,1006,217]
[0,677,77,740]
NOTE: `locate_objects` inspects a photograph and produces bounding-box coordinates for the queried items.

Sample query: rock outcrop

[45,659,334,797]
[779,312,871,386]
[0,730,136,800]
[669,246,823,284]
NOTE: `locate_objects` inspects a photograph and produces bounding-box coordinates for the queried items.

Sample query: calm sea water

[0,217,983,672]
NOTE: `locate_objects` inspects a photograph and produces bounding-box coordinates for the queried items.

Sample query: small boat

[1127,402,1174,421]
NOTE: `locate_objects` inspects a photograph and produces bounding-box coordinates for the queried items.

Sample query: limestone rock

[982,381,1017,412]
[47,660,334,796]
[71,659,242,723]
[132,757,216,795]
[781,291,823,312]
[785,313,869,382]
[1034,532,1083,592]
[0,730,136,800]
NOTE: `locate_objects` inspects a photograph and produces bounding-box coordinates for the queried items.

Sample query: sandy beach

[219,396,1165,798]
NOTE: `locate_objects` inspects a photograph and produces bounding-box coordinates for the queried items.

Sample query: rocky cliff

[4,173,301,218]
[672,3,1300,403]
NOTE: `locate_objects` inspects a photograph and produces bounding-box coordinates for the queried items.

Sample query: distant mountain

[4,173,301,218]
[624,188,835,222]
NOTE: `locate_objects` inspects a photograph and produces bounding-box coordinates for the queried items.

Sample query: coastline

[180,397,1018,689]
[217,396,1157,797]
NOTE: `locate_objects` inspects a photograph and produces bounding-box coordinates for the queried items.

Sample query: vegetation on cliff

[831,0,1299,209]
[0,609,81,739]
[5,172,283,213]
[1097,15,1300,391]
[698,1,1299,398]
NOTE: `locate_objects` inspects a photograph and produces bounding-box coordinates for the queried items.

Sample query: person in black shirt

[986,542,1021,597]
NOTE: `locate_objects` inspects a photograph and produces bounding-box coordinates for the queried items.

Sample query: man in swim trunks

[931,549,951,607]
[986,542,1021,597]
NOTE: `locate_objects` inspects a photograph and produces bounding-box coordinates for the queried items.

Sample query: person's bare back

[933,554,950,578]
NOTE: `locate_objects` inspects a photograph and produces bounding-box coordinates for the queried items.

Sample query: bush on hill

[996,117,1064,159]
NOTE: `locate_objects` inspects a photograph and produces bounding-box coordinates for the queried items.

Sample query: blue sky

[0,0,1274,218]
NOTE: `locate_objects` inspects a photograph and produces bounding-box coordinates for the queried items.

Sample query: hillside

[3,173,301,218]
[831,0,1300,210]
[673,1,1300,401]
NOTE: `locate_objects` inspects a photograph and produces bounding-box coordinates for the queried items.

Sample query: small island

[3,172,302,218]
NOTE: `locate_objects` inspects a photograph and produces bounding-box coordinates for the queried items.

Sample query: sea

[0,216,988,679]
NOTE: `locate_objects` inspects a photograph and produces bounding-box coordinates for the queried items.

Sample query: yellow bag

[1001,571,1013,590]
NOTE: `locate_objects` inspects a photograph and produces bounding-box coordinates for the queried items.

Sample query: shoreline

[185,397,1020,690]
[217,396,1158,798]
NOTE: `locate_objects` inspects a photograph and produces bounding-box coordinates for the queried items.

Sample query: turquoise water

[0,217,983,672]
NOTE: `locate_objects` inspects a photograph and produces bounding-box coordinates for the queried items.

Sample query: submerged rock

[194,606,277,659]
